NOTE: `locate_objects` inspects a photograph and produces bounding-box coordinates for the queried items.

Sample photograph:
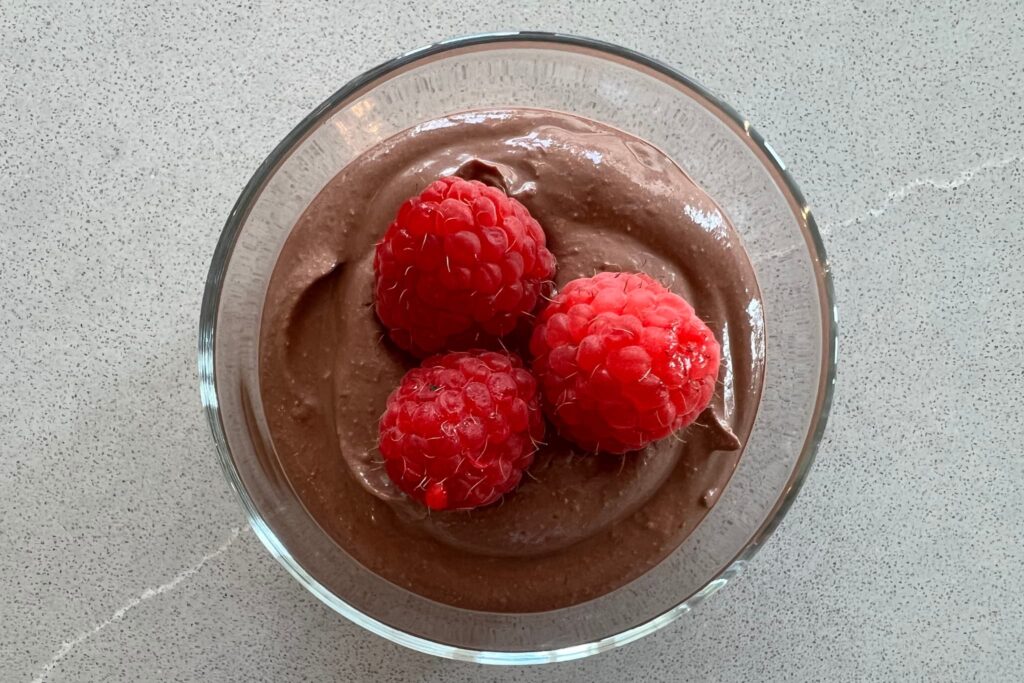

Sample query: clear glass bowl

[199,32,836,664]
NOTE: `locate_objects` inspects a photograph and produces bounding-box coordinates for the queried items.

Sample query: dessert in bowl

[200,33,835,663]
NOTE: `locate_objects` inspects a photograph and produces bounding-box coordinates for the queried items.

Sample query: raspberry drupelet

[374,177,556,357]
[378,350,545,510]
[530,272,721,454]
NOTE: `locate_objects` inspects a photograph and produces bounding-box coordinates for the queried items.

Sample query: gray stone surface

[2,1,1021,680]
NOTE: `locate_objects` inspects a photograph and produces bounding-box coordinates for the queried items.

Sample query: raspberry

[374,177,556,357]
[378,350,545,510]
[529,272,720,454]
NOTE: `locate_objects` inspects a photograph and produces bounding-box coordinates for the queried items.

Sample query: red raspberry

[378,350,545,510]
[530,272,720,454]
[374,177,556,357]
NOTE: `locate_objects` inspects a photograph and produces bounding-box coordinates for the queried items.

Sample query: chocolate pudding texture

[259,109,765,612]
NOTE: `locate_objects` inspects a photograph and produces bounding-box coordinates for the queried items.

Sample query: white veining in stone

[29,528,244,683]
[825,155,1022,233]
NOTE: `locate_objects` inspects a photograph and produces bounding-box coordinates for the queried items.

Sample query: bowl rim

[198,30,838,665]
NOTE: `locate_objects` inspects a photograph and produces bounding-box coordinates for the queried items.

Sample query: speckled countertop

[3,1,1022,681]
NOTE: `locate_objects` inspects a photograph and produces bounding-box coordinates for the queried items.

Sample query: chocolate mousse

[258,108,765,612]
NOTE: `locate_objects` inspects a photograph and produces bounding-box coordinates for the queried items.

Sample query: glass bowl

[199,32,836,664]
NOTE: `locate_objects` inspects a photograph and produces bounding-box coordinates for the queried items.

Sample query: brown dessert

[259,108,764,612]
